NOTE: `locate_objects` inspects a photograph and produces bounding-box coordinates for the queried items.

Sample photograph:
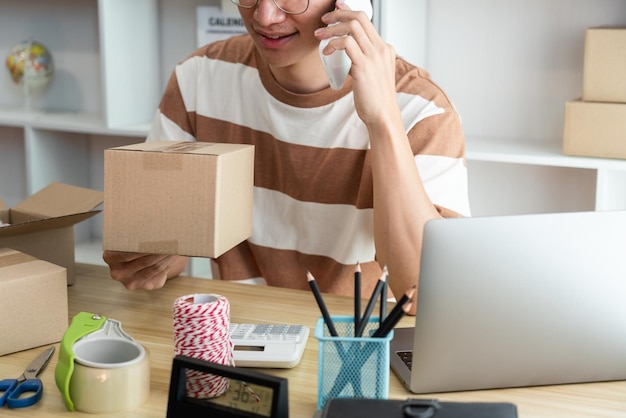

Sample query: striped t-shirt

[147,34,470,297]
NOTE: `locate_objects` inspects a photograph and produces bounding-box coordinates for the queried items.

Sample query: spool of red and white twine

[172,294,234,399]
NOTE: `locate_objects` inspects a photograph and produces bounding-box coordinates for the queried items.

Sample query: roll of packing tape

[56,313,150,413]
[173,294,233,399]
[70,345,149,414]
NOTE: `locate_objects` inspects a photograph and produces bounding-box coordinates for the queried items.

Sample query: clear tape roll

[69,318,150,413]
[70,353,150,413]
[173,294,233,399]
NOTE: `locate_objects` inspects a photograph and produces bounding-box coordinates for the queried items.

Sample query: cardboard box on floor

[0,182,104,285]
[563,100,626,160]
[583,27,626,103]
[103,141,254,258]
[0,248,68,356]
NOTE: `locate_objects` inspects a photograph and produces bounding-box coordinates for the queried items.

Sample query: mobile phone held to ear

[319,0,373,90]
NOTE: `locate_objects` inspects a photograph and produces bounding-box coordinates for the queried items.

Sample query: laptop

[390,210,626,394]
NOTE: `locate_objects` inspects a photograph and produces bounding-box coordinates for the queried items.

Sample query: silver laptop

[390,210,626,394]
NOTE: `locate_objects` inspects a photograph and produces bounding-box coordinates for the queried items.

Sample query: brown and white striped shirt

[147,34,470,296]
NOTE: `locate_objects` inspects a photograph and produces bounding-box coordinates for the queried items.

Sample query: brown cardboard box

[583,27,626,103]
[0,248,68,356]
[103,141,254,258]
[563,100,626,159]
[0,182,104,285]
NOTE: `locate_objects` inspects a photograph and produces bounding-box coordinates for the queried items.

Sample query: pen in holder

[315,315,392,410]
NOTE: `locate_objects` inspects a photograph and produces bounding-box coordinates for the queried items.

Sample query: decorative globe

[5,40,54,90]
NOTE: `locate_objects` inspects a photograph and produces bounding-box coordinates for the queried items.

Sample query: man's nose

[254,0,288,25]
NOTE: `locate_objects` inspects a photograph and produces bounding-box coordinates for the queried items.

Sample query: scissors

[0,346,55,409]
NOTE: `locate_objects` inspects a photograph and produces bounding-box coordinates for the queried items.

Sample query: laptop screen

[391,210,626,394]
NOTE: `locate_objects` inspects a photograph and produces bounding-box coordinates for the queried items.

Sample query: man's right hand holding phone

[318,0,374,90]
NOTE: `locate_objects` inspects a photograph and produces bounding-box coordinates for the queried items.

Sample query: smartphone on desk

[319,0,374,90]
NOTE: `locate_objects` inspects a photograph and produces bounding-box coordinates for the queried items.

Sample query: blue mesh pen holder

[315,315,393,410]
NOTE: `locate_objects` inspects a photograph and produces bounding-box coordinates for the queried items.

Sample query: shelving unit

[0,0,160,270]
[2,0,626,273]
[383,0,626,216]
[0,0,158,197]
[466,138,626,214]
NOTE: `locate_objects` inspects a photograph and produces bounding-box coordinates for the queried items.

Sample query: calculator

[229,323,310,369]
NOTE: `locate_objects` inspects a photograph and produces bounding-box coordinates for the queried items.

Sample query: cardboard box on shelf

[0,182,104,285]
[583,27,626,103]
[0,248,68,356]
[563,100,626,160]
[103,141,254,259]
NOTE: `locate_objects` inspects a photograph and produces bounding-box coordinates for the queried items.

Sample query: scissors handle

[0,379,18,406]
[0,378,43,408]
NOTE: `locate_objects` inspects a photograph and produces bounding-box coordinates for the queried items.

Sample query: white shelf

[466,138,626,213]
[0,108,150,137]
[466,137,626,171]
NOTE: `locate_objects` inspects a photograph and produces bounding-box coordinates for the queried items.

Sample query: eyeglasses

[230,0,310,15]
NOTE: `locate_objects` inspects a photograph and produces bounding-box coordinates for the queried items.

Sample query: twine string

[172,294,234,399]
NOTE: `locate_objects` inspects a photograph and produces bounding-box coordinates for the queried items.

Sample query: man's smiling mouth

[257,31,297,48]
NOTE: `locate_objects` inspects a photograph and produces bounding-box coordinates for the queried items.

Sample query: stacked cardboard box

[0,248,68,355]
[0,182,104,284]
[563,27,626,159]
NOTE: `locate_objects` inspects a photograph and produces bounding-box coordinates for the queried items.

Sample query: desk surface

[2,264,625,417]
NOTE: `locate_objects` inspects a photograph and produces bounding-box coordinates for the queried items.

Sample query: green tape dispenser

[54,312,107,411]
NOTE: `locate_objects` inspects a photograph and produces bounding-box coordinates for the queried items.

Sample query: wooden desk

[2,264,625,417]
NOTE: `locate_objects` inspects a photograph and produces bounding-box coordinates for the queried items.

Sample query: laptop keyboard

[397,350,413,370]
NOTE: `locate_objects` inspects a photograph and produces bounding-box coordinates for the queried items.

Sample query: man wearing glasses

[103,0,470,314]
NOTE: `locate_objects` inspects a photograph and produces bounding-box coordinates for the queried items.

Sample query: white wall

[380,0,626,215]
[424,0,626,143]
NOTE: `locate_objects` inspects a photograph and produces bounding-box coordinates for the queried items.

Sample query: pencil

[395,284,416,311]
[354,262,361,336]
[307,270,338,337]
[354,267,387,337]
[379,268,388,323]
[372,300,413,338]
[373,285,416,337]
